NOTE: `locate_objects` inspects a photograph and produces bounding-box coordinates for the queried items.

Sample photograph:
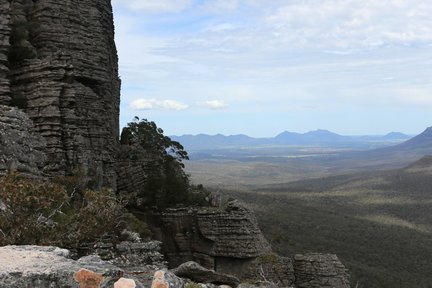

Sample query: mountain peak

[423,126,432,135]
[397,126,432,149]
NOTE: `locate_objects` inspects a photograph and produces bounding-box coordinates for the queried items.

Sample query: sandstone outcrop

[0,245,130,287]
[172,261,240,287]
[140,200,271,277]
[116,152,162,202]
[1,0,120,189]
[240,253,295,287]
[0,105,45,176]
[151,270,184,288]
[0,0,10,105]
[293,253,350,288]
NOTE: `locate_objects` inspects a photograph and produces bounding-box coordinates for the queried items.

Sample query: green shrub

[122,213,152,240]
[0,173,128,249]
[0,173,67,245]
[187,184,211,206]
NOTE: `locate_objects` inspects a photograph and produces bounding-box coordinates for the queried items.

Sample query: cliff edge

[0,0,120,189]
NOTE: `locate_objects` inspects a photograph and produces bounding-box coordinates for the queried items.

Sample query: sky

[112,0,432,137]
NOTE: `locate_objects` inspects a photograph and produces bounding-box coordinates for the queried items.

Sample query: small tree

[120,117,191,208]
[120,117,188,166]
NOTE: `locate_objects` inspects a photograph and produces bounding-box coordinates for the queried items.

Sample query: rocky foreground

[0,243,350,288]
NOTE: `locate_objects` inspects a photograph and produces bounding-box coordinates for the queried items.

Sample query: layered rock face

[0,105,45,176]
[141,201,350,287]
[2,0,120,188]
[139,201,273,277]
[294,253,351,288]
[0,0,10,104]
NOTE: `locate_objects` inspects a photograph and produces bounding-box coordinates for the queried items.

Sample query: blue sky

[112,0,432,137]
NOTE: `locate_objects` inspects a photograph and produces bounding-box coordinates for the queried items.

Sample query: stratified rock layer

[0,0,10,105]
[4,0,120,188]
[0,105,45,176]
[140,200,272,277]
[240,253,295,287]
[172,261,240,287]
[293,253,350,288]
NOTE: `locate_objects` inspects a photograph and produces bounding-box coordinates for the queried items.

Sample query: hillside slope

[220,157,432,288]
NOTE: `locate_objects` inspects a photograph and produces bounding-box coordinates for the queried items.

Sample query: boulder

[293,253,351,288]
[151,270,184,288]
[141,200,271,274]
[74,268,104,288]
[114,277,138,288]
[0,245,141,288]
[172,261,240,287]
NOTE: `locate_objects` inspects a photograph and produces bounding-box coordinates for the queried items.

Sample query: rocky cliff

[0,105,45,176]
[139,200,350,287]
[0,0,120,189]
[139,200,272,272]
[0,0,10,104]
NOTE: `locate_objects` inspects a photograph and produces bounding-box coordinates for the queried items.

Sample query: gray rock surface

[151,270,184,288]
[141,200,271,276]
[237,282,279,288]
[96,239,167,287]
[116,153,162,203]
[172,261,240,287]
[0,105,46,177]
[2,0,120,189]
[240,253,295,287]
[293,253,351,288]
[0,0,10,105]
[0,245,137,288]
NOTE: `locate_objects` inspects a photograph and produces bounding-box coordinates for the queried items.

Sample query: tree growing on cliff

[120,117,189,165]
[120,117,201,208]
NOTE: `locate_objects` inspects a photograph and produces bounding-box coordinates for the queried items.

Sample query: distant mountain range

[324,126,432,170]
[171,129,412,150]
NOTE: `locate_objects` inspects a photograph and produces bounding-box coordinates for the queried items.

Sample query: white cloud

[205,23,237,33]
[395,87,432,107]
[265,0,432,49]
[199,100,229,109]
[113,0,192,13]
[200,0,240,13]
[130,99,189,110]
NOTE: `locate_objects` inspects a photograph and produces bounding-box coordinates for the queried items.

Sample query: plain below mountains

[171,129,411,151]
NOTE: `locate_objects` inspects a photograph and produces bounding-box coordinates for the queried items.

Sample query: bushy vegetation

[0,117,206,249]
[0,173,150,249]
[120,117,210,208]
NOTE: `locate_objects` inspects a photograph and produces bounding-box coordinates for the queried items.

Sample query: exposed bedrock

[0,0,10,105]
[3,0,120,189]
[139,201,273,278]
[0,105,45,177]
